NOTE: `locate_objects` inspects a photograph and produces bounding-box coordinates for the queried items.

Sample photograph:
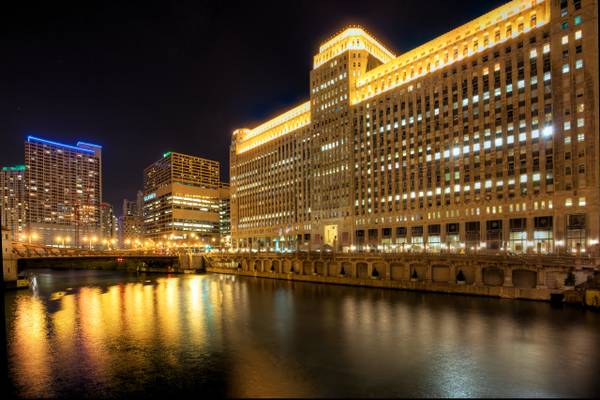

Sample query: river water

[4,269,600,398]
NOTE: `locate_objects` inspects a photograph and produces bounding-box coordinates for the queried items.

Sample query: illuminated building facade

[0,165,27,239]
[25,136,103,247]
[231,0,599,255]
[118,191,144,246]
[100,202,116,240]
[143,152,230,242]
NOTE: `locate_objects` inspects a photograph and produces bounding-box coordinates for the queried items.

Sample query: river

[4,269,600,397]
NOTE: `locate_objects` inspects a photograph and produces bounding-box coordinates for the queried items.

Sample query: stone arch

[432,264,451,282]
[252,259,261,272]
[262,259,271,273]
[339,261,352,277]
[409,263,427,280]
[512,269,537,288]
[314,261,325,275]
[271,259,280,273]
[483,266,504,286]
[372,262,387,279]
[241,259,249,271]
[390,263,406,281]
[302,260,312,275]
[356,262,369,279]
[457,265,475,284]
[326,261,338,276]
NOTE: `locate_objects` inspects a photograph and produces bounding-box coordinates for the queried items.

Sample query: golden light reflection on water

[12,296,54,398]
[6,272,600,398]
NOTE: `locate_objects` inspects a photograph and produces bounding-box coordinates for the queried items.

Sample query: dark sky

[0,0,506,213]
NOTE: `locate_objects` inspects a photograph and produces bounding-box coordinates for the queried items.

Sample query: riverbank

[207,266,555,301]
[205,252,600,304]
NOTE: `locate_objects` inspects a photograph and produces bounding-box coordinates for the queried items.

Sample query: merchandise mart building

[230,0,599,255]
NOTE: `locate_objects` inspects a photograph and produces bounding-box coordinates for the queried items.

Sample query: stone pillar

[385,263,391,280]
[475,265,483,286]
[536,266,546,289]
[503,266,513,287]
[449,264,457,284]
[425,262,432,282]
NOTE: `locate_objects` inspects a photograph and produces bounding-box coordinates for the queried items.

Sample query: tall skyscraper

[230,0,599,255]
[143,151,229,243]
[0,165,27,240]
[25,136,103,247]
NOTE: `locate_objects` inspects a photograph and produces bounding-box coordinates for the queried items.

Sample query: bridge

[204,251,600,302]
[2,240,207,283]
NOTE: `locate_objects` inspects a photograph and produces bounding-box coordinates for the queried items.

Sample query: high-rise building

[230,0,599,255]
[118,190,144,247]
[0,165,27,240]
[143,151,230,243]
[25,136,103,247]
[100,202,116,240]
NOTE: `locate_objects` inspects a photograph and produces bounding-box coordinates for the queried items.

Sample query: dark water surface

[4,269,600,398]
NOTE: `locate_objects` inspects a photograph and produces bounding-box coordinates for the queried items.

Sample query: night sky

[1,0,506,213]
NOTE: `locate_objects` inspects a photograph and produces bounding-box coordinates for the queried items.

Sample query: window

[566,198,573,207]
[562,35,569,45]
[574,15,582,25]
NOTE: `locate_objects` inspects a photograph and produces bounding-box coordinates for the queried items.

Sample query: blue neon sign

[27,136,96,154]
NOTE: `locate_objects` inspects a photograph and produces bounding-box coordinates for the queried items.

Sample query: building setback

[230,0,599,255]
[143,151,230,243]
[25,136,103,247]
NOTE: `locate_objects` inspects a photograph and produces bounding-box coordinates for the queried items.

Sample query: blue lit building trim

[27,136,96,154]
[76,141,102,148]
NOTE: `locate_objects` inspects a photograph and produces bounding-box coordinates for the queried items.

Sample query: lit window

[575,30,582,40]
[577,118,585,127]
[529,49,537,58]
[564,121,571,130]
[577,133,585,142]
[579,197,586,206]
[565,198,573,207]
[562,64,570,73]
[576,59,583,69]
[564,136,571,144]
[520,174,527,183]
[562,35,569,45]
[543,43,550,53]
[574,15,582,25]
[543,125,553,137]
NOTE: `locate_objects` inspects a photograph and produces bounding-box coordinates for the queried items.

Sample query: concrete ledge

[206,267,553,301]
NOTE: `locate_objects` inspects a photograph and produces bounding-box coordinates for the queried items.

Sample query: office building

[143,151,230,243]
[230,0,599,255]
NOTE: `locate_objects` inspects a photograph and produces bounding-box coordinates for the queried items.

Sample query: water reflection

[5,270,600,398]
